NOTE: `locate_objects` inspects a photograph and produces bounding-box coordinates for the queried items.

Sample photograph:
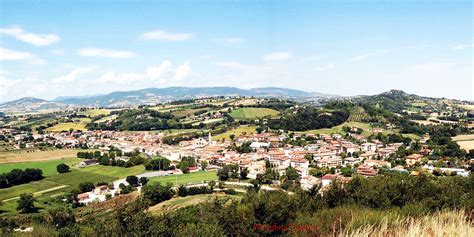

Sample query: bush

[17,193,36,213]
[56,163,70,173]
[142,183,175,205]
[79,182,95,193]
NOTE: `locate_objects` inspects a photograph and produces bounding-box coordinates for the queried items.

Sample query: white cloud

[451,43,474,50]
[200,54,214,60]
[174,62,191,81]
[0,26,60,46]
[146,60,173,79]
[0,47,45,64]
[314,63,336,72]
[0,47,35,60]
[139,30,193,41]
[98,61,189,84]
[77,48,137,58]
[409,62,456,73]
[216,37,244,44]
[349,49,392,61]
[215,61,249,70]
[52,67,95,83]
[262,51,293,62]
[50,49,65,55]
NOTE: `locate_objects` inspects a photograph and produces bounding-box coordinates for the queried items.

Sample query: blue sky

[0,0,472,102]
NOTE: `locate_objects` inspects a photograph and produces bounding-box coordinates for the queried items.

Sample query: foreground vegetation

[0,173,471,235]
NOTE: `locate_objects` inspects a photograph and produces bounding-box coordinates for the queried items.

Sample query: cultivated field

[148,193,241,214]
[230,108,279,120]
[411,120,439,125]
[457,141,474,151]
[45,118,91,132]
[0,149,81,164]
[148,171,217,186]
[452,134,474,141]
[452,134,474,151]
[212,125,257,141]
[456,104,474,111]
[0,158,82,176]
[79,109,111,116]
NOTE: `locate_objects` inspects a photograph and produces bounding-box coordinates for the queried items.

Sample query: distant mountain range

[0,87,339,113]
[0,97,72,114]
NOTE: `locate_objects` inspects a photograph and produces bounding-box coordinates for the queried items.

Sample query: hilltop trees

[17,193,36,213]
[268,107,349,131]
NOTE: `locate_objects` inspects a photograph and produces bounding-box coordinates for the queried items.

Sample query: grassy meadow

[230,108,279,120]
[0,158,82,176]
[148,171,217,186]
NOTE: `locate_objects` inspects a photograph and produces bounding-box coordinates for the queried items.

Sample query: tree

[79,182,95,193]
[217,166,230,181]
[229,134,235,141]
[142,183,175,205]
[126,175,139,187]
[139,177,149,186]
[285,167,300,181]
[179,156,196,173]
[240,168,248,180]
[17,193,36,213]
[56,163,70,173]
[201,161,208,171]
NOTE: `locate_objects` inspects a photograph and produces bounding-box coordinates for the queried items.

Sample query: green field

[212,125,257,141]
[0,165,146,208]
[80,165,145,178]
[0,158,82,176]
[148,171,217,186]
[229,108,279,120]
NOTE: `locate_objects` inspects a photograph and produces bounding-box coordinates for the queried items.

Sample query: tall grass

[339,210,473,237]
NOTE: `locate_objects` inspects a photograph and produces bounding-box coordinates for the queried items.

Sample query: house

[94,185,109,195]
[359,152,377,160]
[77,193,89,202]
[344,157,362,166]
[78,159,98,168]
[316,157,342,168]
[357,164,378,177]
[290,157,309,169]
[364,159,391,168]
[360,143,377,152]
[406,154,423,166]
[301,176,321,190]
[188,166,200,173]
[250,142,270,149]
[321,174,344,187]
[341,144,359,154]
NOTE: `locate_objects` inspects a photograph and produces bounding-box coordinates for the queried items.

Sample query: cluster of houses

[2,125,472,192]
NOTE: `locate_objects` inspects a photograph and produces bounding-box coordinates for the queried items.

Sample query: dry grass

[0,149,80,164]
[339,210,473,237]
[452,134,474,141]
[457,141,474,151]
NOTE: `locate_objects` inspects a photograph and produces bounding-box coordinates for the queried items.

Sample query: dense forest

[267,107,349,131]
[87,108,191,131]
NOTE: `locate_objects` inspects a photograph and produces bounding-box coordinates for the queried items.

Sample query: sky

[0,0,472,102]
